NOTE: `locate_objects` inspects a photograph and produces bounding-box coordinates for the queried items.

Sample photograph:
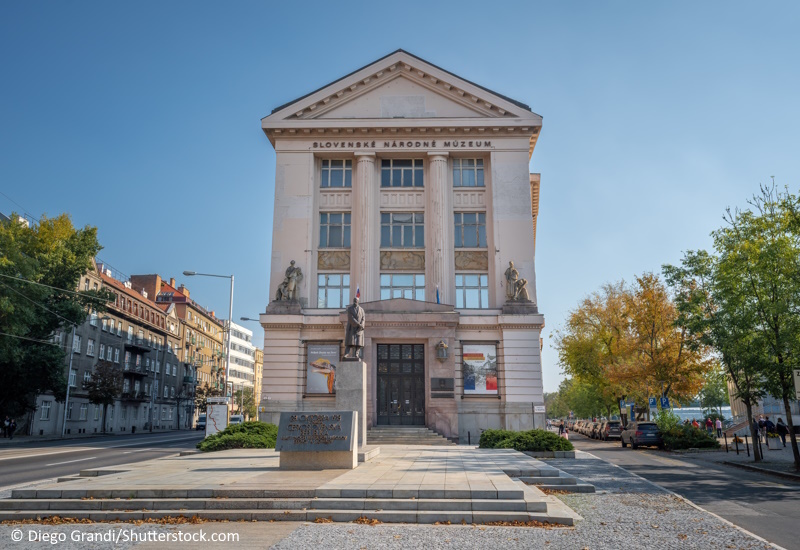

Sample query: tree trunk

[101,404,108,434]
[781,393,800,471]
[745,401,761,462]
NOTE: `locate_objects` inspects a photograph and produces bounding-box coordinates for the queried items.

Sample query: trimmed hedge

[660,425,720,451]
[197,421,278,452]
[478,428,574,452]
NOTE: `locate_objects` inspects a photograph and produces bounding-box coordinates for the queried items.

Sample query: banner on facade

[306,343,339,394]
[462,344,498,395]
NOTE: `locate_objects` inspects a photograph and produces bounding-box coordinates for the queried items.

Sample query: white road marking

[0,434,200,462]
[45,456,97,466]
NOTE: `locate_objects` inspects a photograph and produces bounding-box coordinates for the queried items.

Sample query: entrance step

[519,473,596,494]
[367,427,455,446]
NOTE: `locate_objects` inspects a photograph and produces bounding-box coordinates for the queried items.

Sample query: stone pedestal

[336,359,367,448]
[276,411,358,470]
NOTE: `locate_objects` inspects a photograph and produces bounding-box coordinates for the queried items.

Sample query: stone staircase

[0,480,578,525]
[520,473,596,494]
[367,426,456,446]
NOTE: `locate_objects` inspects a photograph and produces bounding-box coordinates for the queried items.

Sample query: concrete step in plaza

[519,474,596,494]
[366,427,456,446]
[0,447,581,525]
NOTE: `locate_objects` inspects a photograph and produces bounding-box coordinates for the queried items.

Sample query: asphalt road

[0,431,203,489]
[569,432,800,549]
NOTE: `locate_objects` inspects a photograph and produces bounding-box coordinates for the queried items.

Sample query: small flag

[356,285,360,299]
[436,284,440,304]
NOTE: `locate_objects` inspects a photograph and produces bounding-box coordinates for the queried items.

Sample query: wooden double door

[376,344,425,426]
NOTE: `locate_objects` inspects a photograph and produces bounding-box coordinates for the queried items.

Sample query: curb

[580,450,787,550]
[721,461,800,483]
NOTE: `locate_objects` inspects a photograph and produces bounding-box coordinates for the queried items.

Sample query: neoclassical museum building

[258,50,545,442]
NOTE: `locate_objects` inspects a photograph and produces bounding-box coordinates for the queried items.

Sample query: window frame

[454,212,487,248]
[381,158,424,188]
[380,212,425,249]
[317,273,351,309]
[452,158,485,188]
[455,273,490,309]
[320,159,353,188]
[319,212,352,249]
[380,273,425,301]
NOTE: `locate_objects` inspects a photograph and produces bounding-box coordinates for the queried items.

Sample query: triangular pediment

[263,50,540,125]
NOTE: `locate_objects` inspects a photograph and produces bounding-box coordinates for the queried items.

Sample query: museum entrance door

[376,344,425,426]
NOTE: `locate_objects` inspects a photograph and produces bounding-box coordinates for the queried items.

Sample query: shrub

[660,424,720,451]
[653,409,681,433]
[197,421,278,452]
[479,429,574,452]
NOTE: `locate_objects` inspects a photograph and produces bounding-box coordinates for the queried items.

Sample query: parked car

[621,421,663,449]
[601,420,622,441]
[196,414,206,431]
[229,415,244,425]
[591,422,602,439]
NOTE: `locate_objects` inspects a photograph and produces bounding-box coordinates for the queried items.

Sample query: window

[455,274,490,309]
[381,213,424,248]
[161,406,166,420]
[72,335,81,354]
[86,339,95,356]
[89,311,98,326]
[454,212,487,248]
[173,364,178,376]
[170,386,175,397]
[66,402,73,420]
[107,345,113,361]
[127,326,133,340]
[84,279,89,291]
[168,407,173,420]
[94,405,100,421]
[117,321,122,336]
[453,158,484,187]
[317,274,350,308]
[40,400,51,420]
[321,159,352,188]
[381,159,423,187]
[79,403,88,421]
[319,213,351,248]
[123,379,130,393]
[114,348,120,363]
[101,318,108,331]
[380,274,425,301]
[109,405,114,421]
[121,406,127,420]
[83,371,91,385]
[168,342,172,354]
[69,369,77,387]
[99,343,105,359]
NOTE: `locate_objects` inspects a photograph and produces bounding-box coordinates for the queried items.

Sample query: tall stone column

[427,152,453,305]
[352,153,378,302]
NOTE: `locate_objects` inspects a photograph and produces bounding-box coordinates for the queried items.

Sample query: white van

[229,415,244,425]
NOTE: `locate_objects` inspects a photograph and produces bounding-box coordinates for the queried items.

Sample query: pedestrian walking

[2,416,8,438]
[7,419,16,440]
[691,418,700,429]
[558,422,565,436]
[758,415,766,442]
[705,417,713,435]
[765,416,775,435]
[776,418,789,447]
[715,417,723,438]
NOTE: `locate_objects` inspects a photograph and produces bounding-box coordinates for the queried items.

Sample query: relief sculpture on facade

[380,251,425,270]
[318,250,351,271]
[454,251,488,271]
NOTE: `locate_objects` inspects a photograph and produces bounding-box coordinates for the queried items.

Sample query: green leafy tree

[83,360,122,433]
[193,383,222,414]
[232,386,257,419]
[697,363,730,416]
[0,213,108,419]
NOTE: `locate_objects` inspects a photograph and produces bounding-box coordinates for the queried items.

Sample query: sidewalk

[672,438,800,480]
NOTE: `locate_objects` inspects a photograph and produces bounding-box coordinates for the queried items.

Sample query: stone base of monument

[335,359,367,448]
[502,301,538,314]
[279,450,356,470]
[276,411,359,471]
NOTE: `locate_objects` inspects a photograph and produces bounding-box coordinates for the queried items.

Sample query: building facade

[31,262,196,436]
[227,320,256,392]
[258,50,545,442]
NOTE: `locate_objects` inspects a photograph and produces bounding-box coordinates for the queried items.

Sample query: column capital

[427,152,449,160]
[354,152,376,160]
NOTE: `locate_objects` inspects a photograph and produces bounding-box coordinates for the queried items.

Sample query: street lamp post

[183,271,234,402]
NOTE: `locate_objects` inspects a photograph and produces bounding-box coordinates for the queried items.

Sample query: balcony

[122,362,148,376]
[124,337,151,353]
[120,391,147,402]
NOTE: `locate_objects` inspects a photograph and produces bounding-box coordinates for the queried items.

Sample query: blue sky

[2,2,799,392]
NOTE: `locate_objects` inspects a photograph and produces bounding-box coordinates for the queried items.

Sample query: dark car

[621,421,663,449]
[601,420,622,441]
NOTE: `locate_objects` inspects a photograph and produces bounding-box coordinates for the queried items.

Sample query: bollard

[758,436,763,459]
[468,431,471,445]
[745,434,750,457]
[724,433,728,453]
[735,436,739,455]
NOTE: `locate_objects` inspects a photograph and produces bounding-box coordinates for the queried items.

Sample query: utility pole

[61,324,77,437]
[149,345,159,433]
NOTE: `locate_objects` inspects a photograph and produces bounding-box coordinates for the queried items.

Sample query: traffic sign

[648,397,657,408]
[620,399,626,409]
[660,396,670,409]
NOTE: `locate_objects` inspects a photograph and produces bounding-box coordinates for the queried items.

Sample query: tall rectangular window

[380,274,425,301]
[454,212,487,248]
[69,369,76,387]
[453,158,484,187]
[321,159,352,188]
[107,346,113,361]
[319,213,351,248]
[381,213,424,248]
[40,401,51,420]
[72,335,81,354]
[86,339,95,356]
[79,403,88,421]
[455,274,490,309]
[99,343,105,359]
[101,318,108,331]
[381,159,424,187]
[66,402,73,420]
[317,274,350,308]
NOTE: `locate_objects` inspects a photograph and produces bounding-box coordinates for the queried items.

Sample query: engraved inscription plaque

[275,411,356,452]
